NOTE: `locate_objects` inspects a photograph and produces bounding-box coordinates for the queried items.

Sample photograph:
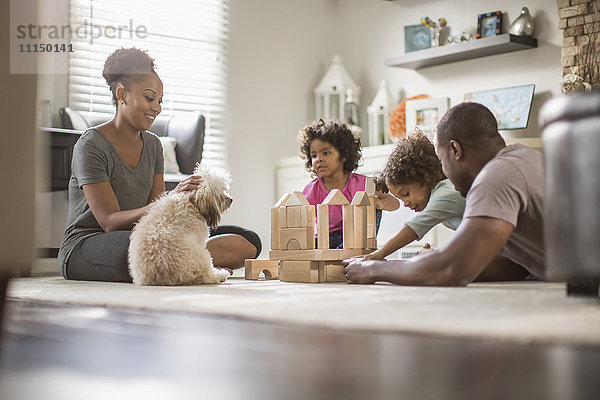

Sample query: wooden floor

[1,299,600,400]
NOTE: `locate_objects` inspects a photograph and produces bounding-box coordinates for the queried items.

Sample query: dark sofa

[59,107,206,189]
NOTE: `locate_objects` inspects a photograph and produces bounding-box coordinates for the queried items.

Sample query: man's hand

[342,258,383,284]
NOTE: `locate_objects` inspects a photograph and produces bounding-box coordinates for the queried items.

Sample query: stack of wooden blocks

[245,177,377,283]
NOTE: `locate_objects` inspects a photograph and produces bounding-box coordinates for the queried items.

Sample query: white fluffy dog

[128,165,233,286]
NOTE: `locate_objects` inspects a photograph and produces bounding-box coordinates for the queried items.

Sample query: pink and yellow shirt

[302,172,367,232]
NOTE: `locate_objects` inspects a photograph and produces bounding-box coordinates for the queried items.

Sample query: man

[343,102,544,286]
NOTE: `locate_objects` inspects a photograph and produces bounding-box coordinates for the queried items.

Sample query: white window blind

[68,0,229,168]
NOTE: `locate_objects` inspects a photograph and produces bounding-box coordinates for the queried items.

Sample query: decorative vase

[509,7,535,36]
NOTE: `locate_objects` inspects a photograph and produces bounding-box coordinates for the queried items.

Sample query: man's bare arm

[343,217,514,286]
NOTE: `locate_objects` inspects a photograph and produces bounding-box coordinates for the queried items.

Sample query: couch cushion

[59,107,204,177]
[158,136,182,175]
[166,112,205,174]
[59,107,89,130]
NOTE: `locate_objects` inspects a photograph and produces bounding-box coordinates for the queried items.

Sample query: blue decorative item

[404,24,432,52]
[476,11,503,39]
[464,84,535,130]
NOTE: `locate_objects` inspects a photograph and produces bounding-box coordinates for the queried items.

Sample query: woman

[58,47,260,282]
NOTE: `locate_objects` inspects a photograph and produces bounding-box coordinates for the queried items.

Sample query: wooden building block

[287,205,302,228]
[353,248,374,258]
[367,223,376,238]
[280,227,315,250]
[342,204,354,249]
[271,207,281,250]
[367,196,376,239]
[280,261,319,283]
[367,196,377,239]
[245,259,279,280]
[325,263,346,282]
[301,205,315,227]
[367,238,377,250]
[279,207,287,228]
[274,192,291,208]
[317,204,329,249]
[350,191,371,206]
[322,189,349,205]
[365,176,376,196]
[317,262,327,283]
[353,205,367,249]
[270,248,362,261]
[286,191,309,206]
[311,266,319,283]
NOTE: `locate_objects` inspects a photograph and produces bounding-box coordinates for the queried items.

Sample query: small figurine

[509,7,535,37]
[420,17,448,47]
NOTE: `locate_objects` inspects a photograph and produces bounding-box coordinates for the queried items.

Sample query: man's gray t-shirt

[404,179,465,240]
[463,144,545,278]
[58,128,164,274]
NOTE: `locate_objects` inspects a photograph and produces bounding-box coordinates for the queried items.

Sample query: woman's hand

[171,175,203,194]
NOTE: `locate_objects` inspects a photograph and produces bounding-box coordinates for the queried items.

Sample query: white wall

[224,0,562,257]
[222,0,339,253]
[336,0,562,142]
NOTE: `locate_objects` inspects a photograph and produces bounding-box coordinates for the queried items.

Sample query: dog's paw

[216,267,233,275]
[212,267,230,283]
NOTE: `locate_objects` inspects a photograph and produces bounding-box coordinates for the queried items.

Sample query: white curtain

[68,0,229,168]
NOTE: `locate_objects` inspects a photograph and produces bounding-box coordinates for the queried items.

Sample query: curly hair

[103,47,157,105]
[382,130,445,188]
[298,120,362,176]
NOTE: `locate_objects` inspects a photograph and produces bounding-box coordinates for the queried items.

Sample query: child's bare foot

[418,243,433,255]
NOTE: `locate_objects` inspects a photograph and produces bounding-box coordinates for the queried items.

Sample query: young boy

[364,131,464,260]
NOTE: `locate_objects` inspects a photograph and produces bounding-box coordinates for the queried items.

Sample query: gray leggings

[64,225,262,283]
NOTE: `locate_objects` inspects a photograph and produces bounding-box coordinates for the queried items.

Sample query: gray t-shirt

[463,144,545,278]
[405,178,465,240]
[58,128,164,273]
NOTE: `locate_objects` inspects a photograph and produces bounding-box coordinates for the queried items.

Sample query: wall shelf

[385,34,538,70]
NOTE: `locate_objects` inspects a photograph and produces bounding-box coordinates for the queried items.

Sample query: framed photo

[404,24,432,53]
[477,11,502,39]
[464,84,535,130]
[405,97,450,140]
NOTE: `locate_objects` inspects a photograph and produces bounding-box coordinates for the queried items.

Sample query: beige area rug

[7,276,600,346]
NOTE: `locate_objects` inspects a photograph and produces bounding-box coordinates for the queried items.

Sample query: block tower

[245,177,377,283]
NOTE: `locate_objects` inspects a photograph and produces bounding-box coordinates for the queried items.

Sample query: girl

[59,48,261,282]
[298,120,399,248]
[363,131,465,260]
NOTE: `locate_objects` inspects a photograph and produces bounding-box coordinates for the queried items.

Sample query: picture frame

[476,11,502,39]
[464,84,536,130]
[405,97,450,140]
[404,24,432,53]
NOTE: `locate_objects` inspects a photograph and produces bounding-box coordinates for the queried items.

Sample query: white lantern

[367,80,397,146]
[314,54,360,123]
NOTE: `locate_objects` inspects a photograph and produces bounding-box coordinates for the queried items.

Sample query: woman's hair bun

[102,47,156,103]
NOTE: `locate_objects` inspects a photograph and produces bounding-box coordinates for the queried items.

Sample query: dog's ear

[191,187,221,229]
[203,201,221,229]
